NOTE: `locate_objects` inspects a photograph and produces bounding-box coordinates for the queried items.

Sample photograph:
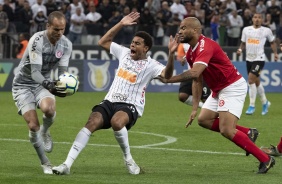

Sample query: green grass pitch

[1,92,282,184]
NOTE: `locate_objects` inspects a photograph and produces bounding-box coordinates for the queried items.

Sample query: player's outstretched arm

[157,63,206,83]
[98,12,140,52]
[160,34,180,79]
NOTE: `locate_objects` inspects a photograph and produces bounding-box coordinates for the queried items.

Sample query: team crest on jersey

[136,60,146,71]
[55,50,63,58]
[219,99,225,107]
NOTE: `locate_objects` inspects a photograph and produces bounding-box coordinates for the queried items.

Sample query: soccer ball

[58,72,79,96]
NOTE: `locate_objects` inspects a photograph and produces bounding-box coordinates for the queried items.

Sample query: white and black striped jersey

[241,26,275,61]
[105,42,165,117]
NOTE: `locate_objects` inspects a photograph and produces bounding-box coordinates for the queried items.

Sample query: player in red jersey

[157,17,275,174]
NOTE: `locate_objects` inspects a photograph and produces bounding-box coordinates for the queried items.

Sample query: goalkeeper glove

[42,80,67,97]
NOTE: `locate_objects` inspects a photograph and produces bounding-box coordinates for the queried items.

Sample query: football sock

[184,96,193,106]
[210,118,249,135]
[236,126,249,135]
[42,112,56,133]
[199,101,204,108]
[277,137,282,153]
[248,83,257,107]
[257,83,267,104]
[64,127,91,168]
[210,118,220,132]
[232,130,269,162]
[184,96,203,108]
[114,127,132,161]
[29,130,49,164]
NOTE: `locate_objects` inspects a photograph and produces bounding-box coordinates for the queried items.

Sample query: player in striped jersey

[12,11,72,174]
[52,12,176,175]
[237,13,278,115]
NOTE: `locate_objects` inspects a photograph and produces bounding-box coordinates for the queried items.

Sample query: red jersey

[185,35,242,97]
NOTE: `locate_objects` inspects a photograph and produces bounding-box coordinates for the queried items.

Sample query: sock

[199,101,204,108]
[232,130,269,162]
[257,83,267,105]
[64,127,91,168]
[184,96,193,106]
[114,127,132,161]
[277,137,282,153]
[235,125,250,135]
[42,112,56,133]
[184,96,203,107]
[29,130,49,165]
[210,118,251,135]
[248,83,257,107]
[210,118,220,132]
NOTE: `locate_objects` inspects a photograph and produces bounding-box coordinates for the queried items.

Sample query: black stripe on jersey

[131,60,149,105]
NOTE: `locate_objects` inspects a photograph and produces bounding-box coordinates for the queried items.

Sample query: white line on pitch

[0,138,244,156]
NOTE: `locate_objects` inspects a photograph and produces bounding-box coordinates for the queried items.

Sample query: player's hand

[274,53,278,61]
[168,34,179,53]
[42,80,57,90]
[120,12,140,26]
[236,48,242,56]
[42,80,67,97]
[52,80,67,97]
[154,75,168,83]
[180,57,186,66]
[185,110,197,128]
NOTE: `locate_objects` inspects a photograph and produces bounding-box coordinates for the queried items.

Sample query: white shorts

[202,77,247,119]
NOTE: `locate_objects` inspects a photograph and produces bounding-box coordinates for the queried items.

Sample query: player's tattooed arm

[156,63,206,83]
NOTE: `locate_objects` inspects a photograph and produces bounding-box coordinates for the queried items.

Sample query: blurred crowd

[0,0,281,58]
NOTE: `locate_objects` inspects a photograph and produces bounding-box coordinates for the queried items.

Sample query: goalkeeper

[12,11,72,174]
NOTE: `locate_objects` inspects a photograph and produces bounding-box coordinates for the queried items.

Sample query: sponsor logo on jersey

[117,68,137,83]
[247,38,260,44]
[199,39,205,52]
[112,93,128,101]
[31,34,43,51]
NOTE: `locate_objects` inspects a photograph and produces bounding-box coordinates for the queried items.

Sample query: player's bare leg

[24,110,52,174]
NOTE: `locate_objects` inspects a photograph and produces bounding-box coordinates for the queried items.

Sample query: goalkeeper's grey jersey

[13,30,72,87]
